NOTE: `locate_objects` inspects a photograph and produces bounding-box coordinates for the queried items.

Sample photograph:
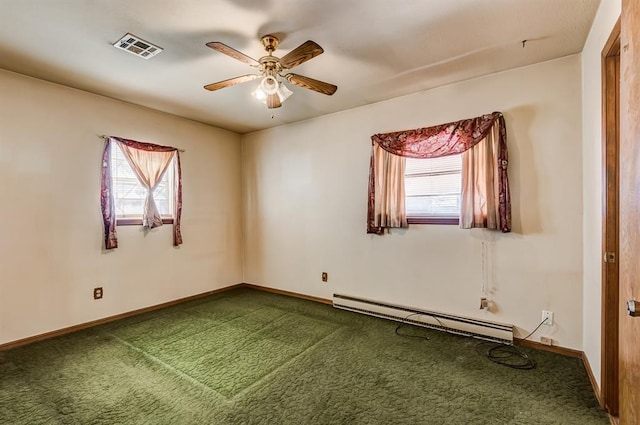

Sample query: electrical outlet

[93,287,103,300]
[540,336,553,346]
[542,310,554,326]
[479,297,488,309]
[321,272,328,282]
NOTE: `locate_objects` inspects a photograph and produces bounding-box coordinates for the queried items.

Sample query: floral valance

[371,112,504,159]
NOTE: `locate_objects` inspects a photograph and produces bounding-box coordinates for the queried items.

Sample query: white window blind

[111,144,174,218]
[404,154,462,218]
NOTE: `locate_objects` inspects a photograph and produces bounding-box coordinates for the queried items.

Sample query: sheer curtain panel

[460,124,507,229]
[117,141,175,229]
[370,143,408,233]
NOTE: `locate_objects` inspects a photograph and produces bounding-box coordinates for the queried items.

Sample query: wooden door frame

[601,16,621,417]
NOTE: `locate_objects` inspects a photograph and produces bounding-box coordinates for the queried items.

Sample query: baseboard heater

[333,294,513,344]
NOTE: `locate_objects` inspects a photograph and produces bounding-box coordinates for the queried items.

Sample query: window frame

[407,216,459,225]
[404,154,462,226]
[116,217,174,226]
[110,143,176,227]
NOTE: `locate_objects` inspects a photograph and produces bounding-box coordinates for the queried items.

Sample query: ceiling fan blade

[279,40,324,69]
[206,42,260,67]
[204,74,260,91]
[266,93,282,109]
[284,73,337,96]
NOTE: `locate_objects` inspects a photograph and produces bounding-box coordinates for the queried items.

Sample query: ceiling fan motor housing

[261,35,280,53]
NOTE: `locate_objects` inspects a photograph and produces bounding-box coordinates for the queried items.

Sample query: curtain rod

[99,135,186,153]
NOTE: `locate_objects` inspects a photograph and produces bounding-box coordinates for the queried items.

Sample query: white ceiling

[0,0,600,134]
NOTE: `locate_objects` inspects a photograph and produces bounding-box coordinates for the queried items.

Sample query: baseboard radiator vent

[333,294,513,344]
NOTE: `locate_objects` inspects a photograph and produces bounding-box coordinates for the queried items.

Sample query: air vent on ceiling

[113,33,162,59]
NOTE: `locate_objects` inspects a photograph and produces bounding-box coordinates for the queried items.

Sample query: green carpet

[0,288,608,424]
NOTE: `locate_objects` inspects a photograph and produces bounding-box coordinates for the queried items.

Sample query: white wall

[581,0,621,389]
[0,69,243,345]
[242,55,585,349]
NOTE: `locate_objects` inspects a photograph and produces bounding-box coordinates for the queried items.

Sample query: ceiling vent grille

[113,33,162,59]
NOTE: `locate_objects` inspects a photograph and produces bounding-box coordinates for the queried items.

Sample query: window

[404,154,462,224]
[111,143,175,225]
[367,112,510,235]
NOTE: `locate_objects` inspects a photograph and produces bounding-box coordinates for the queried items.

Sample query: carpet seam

[229,323,344,402]
[108,333,227,402]
[168,308,292,368]
[110,305,271,351]
[108,308,318,401]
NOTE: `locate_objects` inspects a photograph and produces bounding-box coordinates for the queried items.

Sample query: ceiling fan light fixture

[260,75,279,95]
[252,77,293,105]
[277,82,293,102]
[251,85,268,102]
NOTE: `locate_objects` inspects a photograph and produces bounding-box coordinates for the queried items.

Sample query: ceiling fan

[204,35,337,109]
